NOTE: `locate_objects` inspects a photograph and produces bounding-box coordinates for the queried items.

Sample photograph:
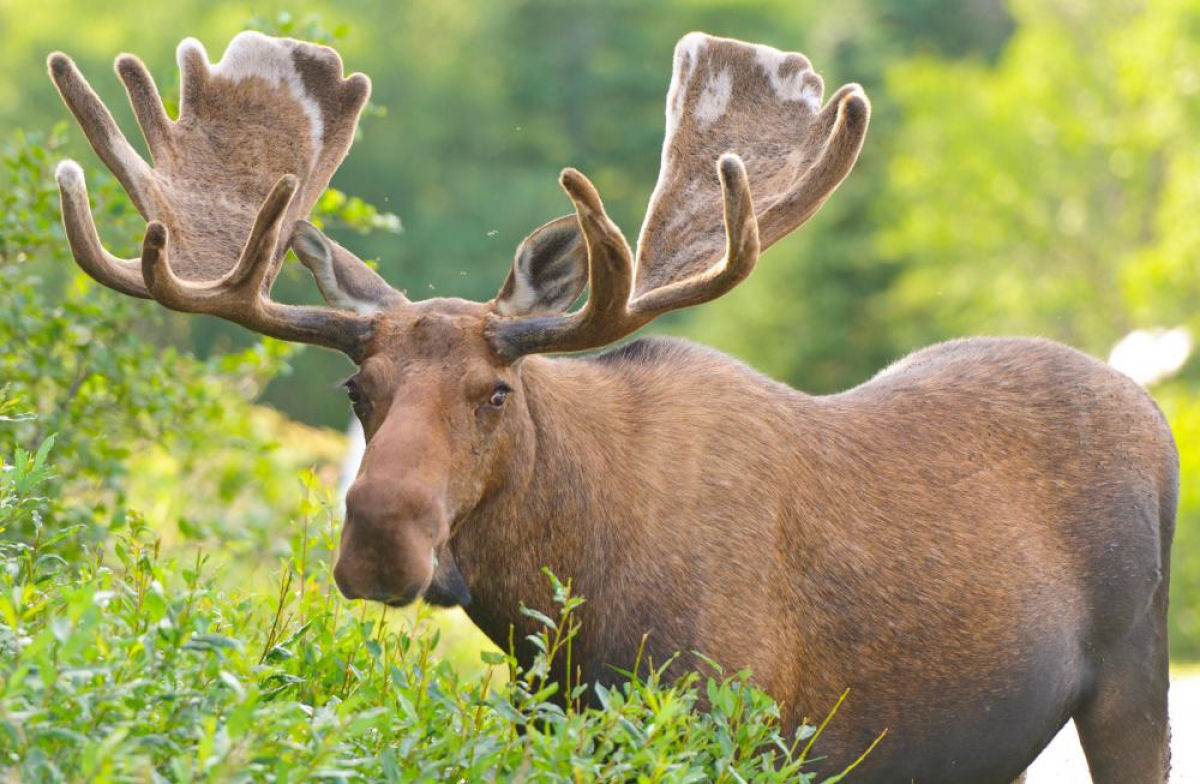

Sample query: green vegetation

[1,485,846,782]
[2,0,1200,778]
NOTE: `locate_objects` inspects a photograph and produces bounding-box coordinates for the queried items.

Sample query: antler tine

[141,174,297,308]
[756,84,869,249]
[290,221,409,314]
[54,160,152,298]
[114,54,173,162]
[139,175,374,359]
[48,53,153,212]
[488,157,756,359]
[630,153,758,316]
[560,169,636,327]
[488,169,635,360]
[176,37,211,122]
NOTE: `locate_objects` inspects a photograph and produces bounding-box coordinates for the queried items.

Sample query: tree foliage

[880,0,1200,352]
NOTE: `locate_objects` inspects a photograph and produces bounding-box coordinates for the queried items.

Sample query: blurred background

[2,0,1199,731]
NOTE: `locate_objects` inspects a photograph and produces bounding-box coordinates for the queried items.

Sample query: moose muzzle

[335,479,444,606]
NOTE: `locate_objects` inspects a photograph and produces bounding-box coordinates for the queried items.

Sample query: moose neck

[446,339,817,684]
[448,352,639,657]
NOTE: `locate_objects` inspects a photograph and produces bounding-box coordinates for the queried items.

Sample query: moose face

[320,213,593,607]
[334,299,530,607]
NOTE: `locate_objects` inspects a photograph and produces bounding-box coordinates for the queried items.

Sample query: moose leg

[1072,603,1171,783]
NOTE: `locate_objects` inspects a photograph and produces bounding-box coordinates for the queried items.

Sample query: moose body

[48,30,1175,783]
[441,333,1176,783]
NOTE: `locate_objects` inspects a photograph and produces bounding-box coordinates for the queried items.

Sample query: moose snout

[335,480,444,606]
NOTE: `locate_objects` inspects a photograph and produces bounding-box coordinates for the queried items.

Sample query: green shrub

[0,441,855,783]
[0,127,311,560]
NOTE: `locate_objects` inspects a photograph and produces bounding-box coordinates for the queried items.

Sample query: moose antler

[49,32,401,358]
[488,33,869,359]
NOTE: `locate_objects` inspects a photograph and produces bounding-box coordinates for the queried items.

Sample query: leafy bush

[0,126,311,560]
[0,448,853,783]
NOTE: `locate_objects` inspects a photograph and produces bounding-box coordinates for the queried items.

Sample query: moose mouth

[371,549,472,608]
[423,549,474,607]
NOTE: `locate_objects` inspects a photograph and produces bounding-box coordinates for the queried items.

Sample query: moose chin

[48,29,1175,784]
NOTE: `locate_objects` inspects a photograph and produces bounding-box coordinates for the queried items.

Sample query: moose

[48,31,1175,784]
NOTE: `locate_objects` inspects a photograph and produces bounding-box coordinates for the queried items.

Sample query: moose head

[49,31,867,608]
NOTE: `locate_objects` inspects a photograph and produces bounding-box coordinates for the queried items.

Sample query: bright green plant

[0,450,858,783]
[0,126,317,558]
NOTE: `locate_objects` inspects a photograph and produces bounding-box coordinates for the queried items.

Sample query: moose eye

[344,378,370,417]
[488,383,512,408]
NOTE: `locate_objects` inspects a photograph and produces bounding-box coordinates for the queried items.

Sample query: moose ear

[493,214,588,316]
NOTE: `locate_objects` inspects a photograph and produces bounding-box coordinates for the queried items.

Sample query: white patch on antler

[694,67,732,129]
[753,44,821,110]
[197,31,326,151]
[665,32,706,141]
[55,159,86,193]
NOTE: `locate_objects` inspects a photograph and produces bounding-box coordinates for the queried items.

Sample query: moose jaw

[48,31,1175,784]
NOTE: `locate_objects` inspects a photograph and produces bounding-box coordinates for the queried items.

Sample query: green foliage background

[2,0,1200,777]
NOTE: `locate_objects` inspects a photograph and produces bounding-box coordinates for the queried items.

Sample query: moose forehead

[363,297,498,368]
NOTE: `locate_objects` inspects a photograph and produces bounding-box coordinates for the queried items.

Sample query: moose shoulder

[48,30,1175,784]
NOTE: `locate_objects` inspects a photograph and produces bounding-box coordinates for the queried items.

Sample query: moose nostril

[332,561,362,600]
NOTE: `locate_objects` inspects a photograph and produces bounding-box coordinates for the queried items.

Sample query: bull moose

[47,30,1175,783]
